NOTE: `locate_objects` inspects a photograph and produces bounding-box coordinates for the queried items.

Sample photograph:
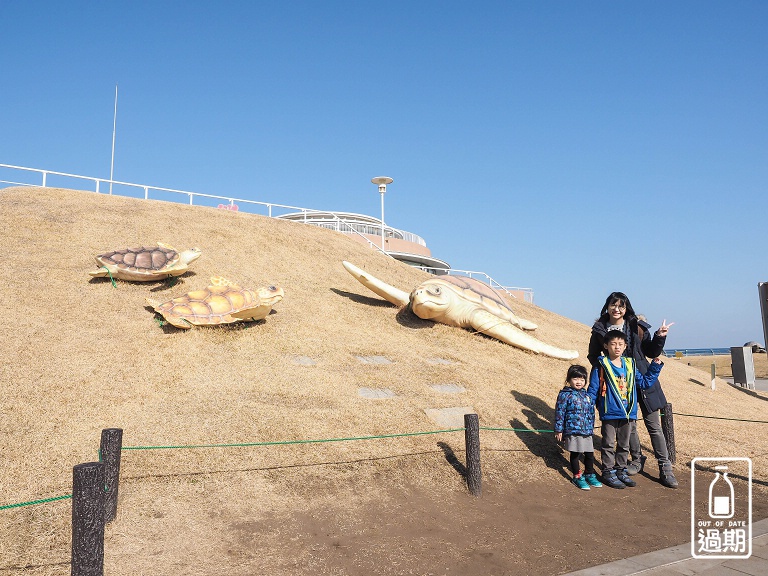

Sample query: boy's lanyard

[598,356,635,419]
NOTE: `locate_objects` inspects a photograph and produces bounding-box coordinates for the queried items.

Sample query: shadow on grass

[437,441,467,479]
[510,390,570,481]
[727,383,768,402]
[0,561,69,572]
[330,289,438,330]
[87,271,198,291]
[330,287,396,307]
[122,449,447,481]
[395,305,434,330]
[142,305,268,334]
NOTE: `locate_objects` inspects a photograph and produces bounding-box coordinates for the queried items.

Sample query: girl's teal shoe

[571,475,590,490]
[584,473,603,487]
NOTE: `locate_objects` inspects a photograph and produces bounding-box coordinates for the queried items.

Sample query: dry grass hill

[1,186,766,575]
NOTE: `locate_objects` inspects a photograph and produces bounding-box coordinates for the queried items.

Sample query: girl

[587,291,678,489]
[554,365,602,490]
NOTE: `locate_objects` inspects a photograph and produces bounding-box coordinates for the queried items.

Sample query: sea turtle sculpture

[146,276,284,329]
[342,261,578,360]
[89,243,201,282]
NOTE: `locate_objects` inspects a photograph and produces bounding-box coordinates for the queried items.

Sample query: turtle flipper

[230,303,272,321]
[516,318,538,331]
[502,309,538,331]
[89,262,117,278]
[342,261,410,307]
[164,315,193,329]
[470,310,579,360]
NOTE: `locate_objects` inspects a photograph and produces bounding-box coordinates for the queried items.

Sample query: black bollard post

[660,402,676,465]
[100,428,123,523]
[72,462,105,576]
[464,413,482,497]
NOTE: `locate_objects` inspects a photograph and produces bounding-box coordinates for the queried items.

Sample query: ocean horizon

[664,347,741,356]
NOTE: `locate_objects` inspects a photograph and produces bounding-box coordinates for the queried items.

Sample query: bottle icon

[709,465,735,519]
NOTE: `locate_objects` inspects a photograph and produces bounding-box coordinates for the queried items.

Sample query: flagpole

[109,84,118,194]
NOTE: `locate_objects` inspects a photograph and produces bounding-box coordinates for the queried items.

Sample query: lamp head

[371,176,393,194]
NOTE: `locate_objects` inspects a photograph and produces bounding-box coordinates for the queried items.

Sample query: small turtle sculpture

[343,261,578,360]
[89,242,201,282]
[146,276,284,329]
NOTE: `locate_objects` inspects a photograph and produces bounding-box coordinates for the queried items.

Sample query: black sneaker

[602,471,625,489]
[616,469,637,487]
[660,471,679,489]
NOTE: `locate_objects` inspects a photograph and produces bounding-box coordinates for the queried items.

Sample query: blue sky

[2,1,766,348]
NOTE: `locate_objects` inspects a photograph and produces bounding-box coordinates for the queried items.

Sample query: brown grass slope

[1,187,766,575]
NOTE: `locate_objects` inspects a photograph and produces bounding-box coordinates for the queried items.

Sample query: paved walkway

[563,518,768,575]
[563,377,768,575]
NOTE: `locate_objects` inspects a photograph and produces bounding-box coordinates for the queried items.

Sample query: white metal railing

[0,162,534,300]
[0,162,389,255]
[413,265,534,302]
[286,215,426,247]
[307,220,427,247]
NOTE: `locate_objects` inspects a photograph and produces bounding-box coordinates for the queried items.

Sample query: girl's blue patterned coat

[554,386,596,436]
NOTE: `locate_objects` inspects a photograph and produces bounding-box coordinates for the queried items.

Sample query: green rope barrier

[480,426,555,433]
[121,428,466,451]
[100,266,116,288]
[0,494,71,511]
[670,412,768,424]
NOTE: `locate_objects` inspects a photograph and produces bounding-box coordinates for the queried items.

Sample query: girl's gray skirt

[564,434,595,453]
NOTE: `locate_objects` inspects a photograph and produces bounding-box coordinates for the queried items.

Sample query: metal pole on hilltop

[371,177,393,251]
[380,189,385,249]
[109,84,118,195]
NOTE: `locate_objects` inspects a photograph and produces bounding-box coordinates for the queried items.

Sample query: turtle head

[256,284,285,306]
[181,248,202,264]
[410,280,453,320]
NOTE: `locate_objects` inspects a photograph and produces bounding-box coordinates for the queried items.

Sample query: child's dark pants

[569,452,596,476]
[600,418,632,472]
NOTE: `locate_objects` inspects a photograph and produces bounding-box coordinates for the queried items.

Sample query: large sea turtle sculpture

[342,261,578,360]
[146,276,284,329]
[89,243,201,282]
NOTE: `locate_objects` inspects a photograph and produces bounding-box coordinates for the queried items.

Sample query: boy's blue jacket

[554,386,595,436]
[588,357,663,421]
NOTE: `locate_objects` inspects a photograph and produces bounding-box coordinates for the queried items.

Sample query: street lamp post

[371,176,393,250]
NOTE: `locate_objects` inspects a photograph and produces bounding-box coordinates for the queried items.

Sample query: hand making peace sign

[656,319,674,337]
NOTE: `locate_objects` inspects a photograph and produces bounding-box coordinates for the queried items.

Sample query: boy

[588,329,663,489]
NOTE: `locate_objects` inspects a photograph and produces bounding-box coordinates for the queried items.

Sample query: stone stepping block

[355,355,392,365]
[429,383,466,394]
[292,356,316,366]
[358,387,397,399]
[424,406,476,427]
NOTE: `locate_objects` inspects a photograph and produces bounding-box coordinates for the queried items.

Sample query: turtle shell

[154,284,258,327]
[96,245,180,274]
[423,276,515,321]
[150,277,283,329]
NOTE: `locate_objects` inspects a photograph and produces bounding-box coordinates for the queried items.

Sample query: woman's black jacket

[587,317,668,415]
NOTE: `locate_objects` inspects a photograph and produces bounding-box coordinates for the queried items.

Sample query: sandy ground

[2,187,767,575]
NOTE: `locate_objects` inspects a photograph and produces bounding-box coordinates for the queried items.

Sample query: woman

[587,291,678,489]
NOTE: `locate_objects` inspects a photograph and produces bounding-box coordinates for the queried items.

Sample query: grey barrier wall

[730,346,756,390]
[759,282,768,362]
